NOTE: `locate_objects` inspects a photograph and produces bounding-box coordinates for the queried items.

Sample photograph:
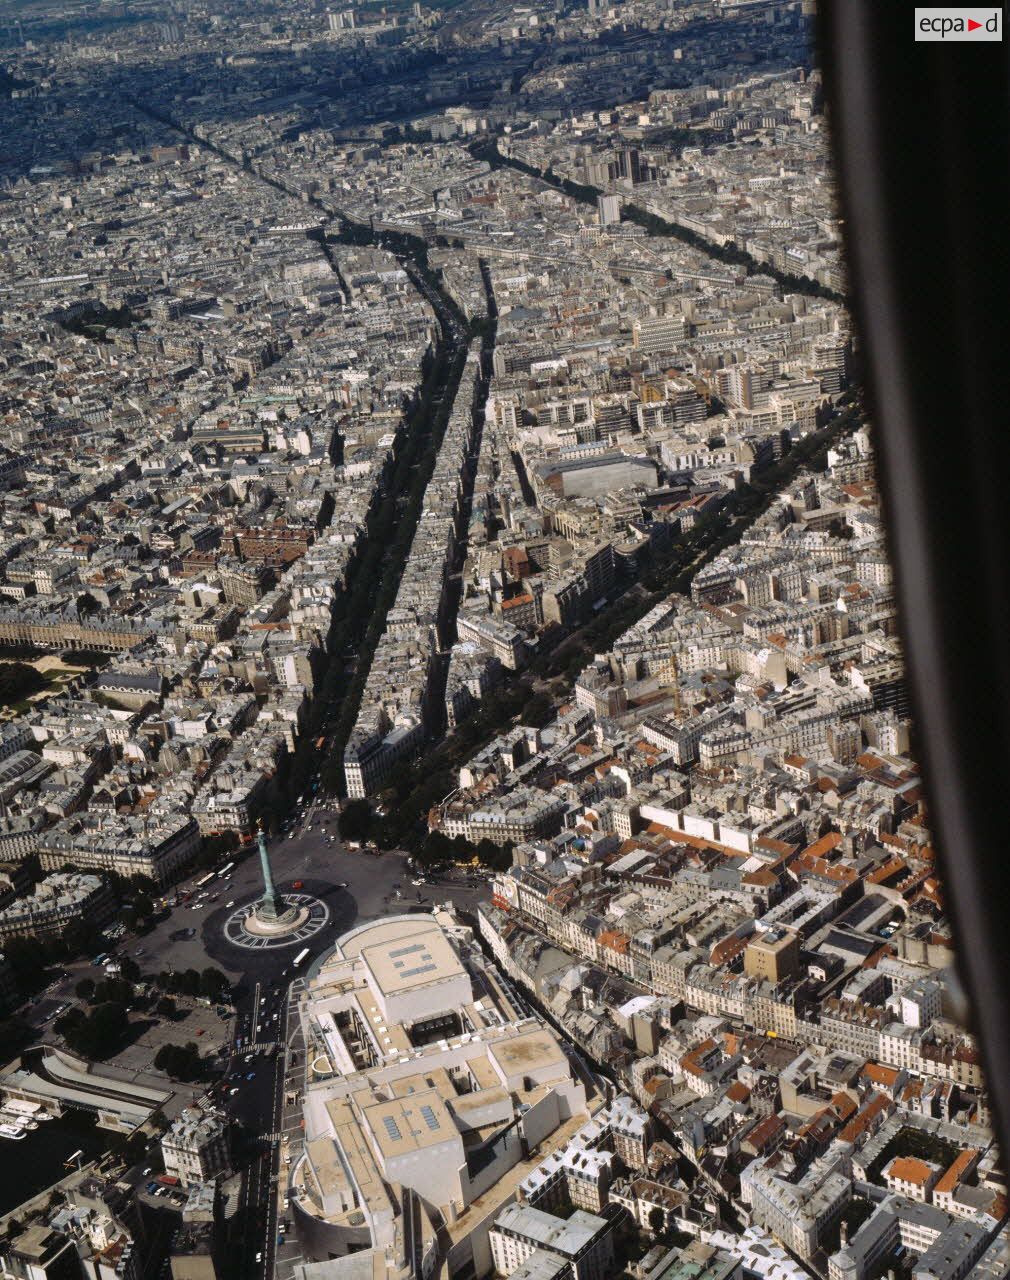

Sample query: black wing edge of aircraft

[816,0,1010,1160]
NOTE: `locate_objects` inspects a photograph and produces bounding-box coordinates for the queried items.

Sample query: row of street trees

[327,399,862,856]
[153,1042,206,1081]
[156,966,231,1001]
[54,1002,129,1061]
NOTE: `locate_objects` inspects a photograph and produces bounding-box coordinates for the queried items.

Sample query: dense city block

[0,4,1004,1280]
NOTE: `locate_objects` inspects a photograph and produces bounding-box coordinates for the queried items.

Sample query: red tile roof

[887,1156,935,1187]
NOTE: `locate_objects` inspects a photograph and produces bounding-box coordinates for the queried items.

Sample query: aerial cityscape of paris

[0,2,1006,1280]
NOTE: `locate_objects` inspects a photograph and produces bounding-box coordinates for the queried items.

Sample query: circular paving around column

[223,893,330,950]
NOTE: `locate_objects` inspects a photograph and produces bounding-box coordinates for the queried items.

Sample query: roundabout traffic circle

[223,893,330,950]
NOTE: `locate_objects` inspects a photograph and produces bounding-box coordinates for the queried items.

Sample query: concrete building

[0,873,115,944]
[162,1109,230,1188]
[490,1205,614,1280]
[827,1196,991,1280]
[740,1154,851,1261]
[743,929,799,984]
[287,913,589,1280]
[0,1225,81,1280]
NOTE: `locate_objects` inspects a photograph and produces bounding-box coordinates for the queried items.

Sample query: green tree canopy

[154,1042,205,1081]
[199,967,230,1000]
[338,799,373,843]
[0,661,47,706]
[58,1002,128,1060]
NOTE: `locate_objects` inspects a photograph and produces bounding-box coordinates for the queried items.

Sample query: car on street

[246,1071,256,1080]
[255,1253,262,1264]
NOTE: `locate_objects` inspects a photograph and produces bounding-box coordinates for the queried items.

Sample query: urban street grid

[0,5,1005,1280]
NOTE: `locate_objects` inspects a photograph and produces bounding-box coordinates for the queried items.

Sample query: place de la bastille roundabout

[223,827,330,951]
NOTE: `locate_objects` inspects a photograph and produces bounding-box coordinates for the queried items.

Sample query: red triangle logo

[968,17,981,29]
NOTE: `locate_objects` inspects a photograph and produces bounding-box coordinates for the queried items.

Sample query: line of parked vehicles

[143,1174,185,1204]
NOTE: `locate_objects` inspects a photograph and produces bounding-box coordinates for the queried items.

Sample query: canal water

[0,1111,110,1216]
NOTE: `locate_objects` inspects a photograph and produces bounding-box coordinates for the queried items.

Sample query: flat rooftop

[331,916,446,962]
[490,1028,568,1080]
[361,928,466,999]
[360,1088,460,1160]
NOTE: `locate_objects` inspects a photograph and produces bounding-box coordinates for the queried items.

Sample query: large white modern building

[288,913,589,1280]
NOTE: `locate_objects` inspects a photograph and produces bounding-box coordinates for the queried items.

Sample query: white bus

[217,862,235,879]
[292,948,310,969]
[194,872,216,889]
